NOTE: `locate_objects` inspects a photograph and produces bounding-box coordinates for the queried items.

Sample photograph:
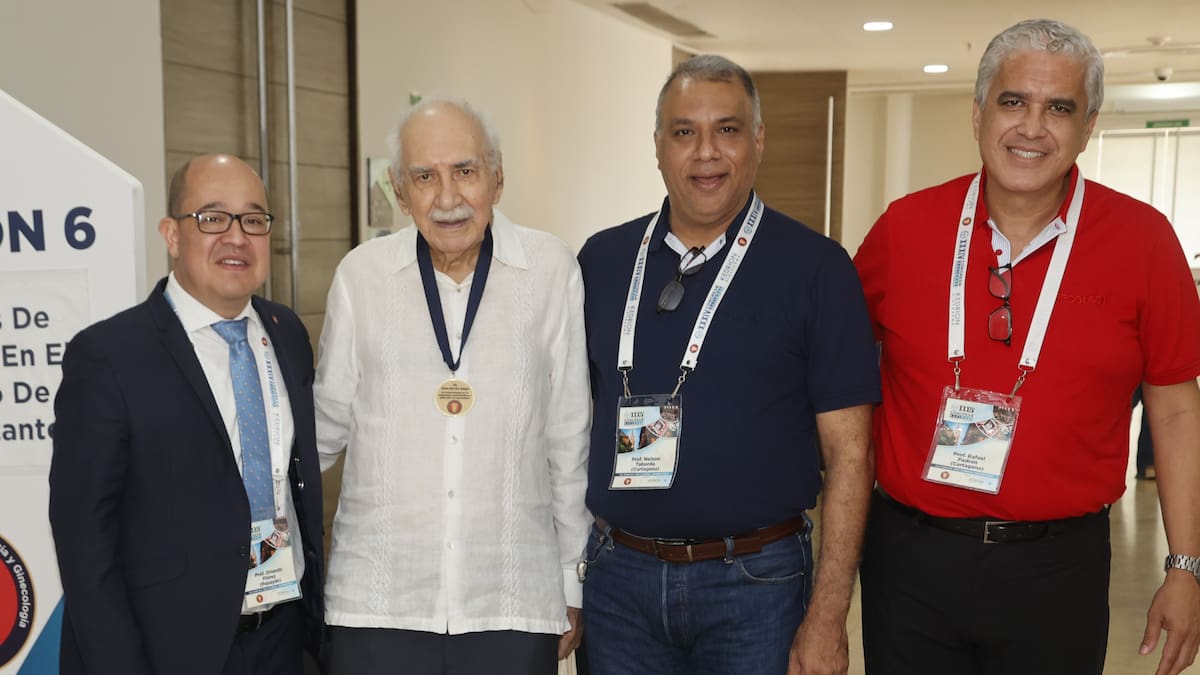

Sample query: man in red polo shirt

[855,18,1200,675]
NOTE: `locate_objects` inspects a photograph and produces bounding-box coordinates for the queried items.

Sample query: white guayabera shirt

[314,210,592,635]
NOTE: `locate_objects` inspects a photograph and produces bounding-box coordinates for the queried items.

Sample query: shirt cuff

[562,567,583,608]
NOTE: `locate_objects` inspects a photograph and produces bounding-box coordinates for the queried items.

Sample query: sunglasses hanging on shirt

[657,247,707,313]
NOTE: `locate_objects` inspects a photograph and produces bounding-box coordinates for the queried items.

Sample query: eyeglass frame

[173,210,275,236]
[987,264,1013,346]
[656,246,708,313]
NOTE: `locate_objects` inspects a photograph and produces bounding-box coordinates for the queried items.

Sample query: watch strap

[1164,554,1200,582]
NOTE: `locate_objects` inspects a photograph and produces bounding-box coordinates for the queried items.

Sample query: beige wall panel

[271,239,347,316]
[267,162,352,241]
[162,0,256,75]
[265,85,351,167]
[909,92,977,192]
[297,239,347,314]
[753,71,846,240]
[163,64,260,155]
[165,1,345,95]
[275,0,346,22]
[841,93,887,256]
[265,8,349,94]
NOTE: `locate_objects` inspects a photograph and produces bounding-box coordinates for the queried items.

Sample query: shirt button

[448,489,455,499]
[450,435,459,444]
[455,332,462,340]
[447,541,454,550]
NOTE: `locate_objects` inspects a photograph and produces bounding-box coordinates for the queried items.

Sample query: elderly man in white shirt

[314,98,591,674]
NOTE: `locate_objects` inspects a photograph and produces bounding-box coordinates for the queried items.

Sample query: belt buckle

[982,520,1012,544]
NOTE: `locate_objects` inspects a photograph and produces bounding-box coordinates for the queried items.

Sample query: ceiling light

[924,64,949,74]
[863,21,893,32]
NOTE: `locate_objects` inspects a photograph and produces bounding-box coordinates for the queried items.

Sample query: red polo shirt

[855,167,1200,520]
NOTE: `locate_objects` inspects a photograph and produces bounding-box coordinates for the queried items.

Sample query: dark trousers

[860,493,1110,675]
[221,602,305,675]
[325,625,558,675]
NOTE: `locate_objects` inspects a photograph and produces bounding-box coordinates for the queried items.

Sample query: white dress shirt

[314,210,592,635]
[164,273,304,611]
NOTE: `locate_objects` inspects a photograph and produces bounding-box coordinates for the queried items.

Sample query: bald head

[168,154,264,217]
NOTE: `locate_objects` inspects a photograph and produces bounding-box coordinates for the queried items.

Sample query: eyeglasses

[988,264,1012,346]
[657,247,707,313]
[174,210,274,236]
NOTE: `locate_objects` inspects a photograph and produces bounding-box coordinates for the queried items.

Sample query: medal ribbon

[417,226,494,374]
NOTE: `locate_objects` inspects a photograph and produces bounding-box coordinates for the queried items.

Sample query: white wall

[842,89,978,255]
[356,0,673,252]
[0,0,167,292]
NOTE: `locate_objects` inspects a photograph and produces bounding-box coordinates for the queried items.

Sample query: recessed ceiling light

[863,21,893,32]
[924,64,949,74]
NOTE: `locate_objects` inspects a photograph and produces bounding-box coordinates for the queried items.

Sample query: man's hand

[558,606,583,660]
[1141,572,1200,675]
[787,606,849,675]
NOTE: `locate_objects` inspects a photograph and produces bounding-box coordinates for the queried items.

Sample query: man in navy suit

[49,154,324,675]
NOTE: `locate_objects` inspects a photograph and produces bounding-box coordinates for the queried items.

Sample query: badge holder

[243,514,302,610]
[610,393,682,490]
[922,386,1021,494]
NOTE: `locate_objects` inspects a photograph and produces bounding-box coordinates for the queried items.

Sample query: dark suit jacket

[49,278,324,675]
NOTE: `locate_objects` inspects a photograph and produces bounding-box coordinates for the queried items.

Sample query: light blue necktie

[212,318,275,522]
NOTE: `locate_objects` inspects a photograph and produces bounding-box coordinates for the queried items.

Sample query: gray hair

[655,54,762,134]
[388,97,502,176]
[976,19,1105,117]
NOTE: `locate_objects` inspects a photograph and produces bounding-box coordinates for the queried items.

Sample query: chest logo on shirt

[1058,293,1104,306]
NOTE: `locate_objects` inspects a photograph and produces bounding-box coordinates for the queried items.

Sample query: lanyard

[416,227,493,374]
[947,171,1085,395]
[617,194,764,396]
[258,345,288,520]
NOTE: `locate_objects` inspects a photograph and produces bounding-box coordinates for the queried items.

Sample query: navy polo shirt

[578,194,880,539]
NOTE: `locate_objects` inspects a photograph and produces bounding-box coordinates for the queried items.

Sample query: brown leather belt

[601,516,810,563]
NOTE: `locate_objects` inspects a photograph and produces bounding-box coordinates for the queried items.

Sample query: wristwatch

[1164,554,1200,582]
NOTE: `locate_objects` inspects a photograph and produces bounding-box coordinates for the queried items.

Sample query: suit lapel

[147,282,234,451]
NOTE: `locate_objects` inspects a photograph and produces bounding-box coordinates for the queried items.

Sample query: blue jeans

[582,519,814,675]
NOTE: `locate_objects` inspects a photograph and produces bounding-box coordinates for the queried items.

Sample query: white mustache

[430,205,474,223]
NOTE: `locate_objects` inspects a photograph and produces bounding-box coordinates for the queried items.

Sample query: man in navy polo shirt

[577,54,880,675]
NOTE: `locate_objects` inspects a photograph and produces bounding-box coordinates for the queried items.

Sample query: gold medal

[435,378,475,416]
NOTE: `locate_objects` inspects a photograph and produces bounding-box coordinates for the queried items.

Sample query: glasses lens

[657,279,685,313]
[194,211,232,233]
[988,266,1011,300]
[240,213,272,235]
[988,305,1012,344]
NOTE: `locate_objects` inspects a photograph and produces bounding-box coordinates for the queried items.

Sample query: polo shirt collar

[649,191,757,253]
[976,164,1080,230]
[389,208,527,274]
[977,165,1080,266]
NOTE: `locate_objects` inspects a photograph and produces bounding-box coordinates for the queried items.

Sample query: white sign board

[0,88,143,674]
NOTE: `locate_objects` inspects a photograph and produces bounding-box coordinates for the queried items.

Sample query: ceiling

[572,0,1200,112]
